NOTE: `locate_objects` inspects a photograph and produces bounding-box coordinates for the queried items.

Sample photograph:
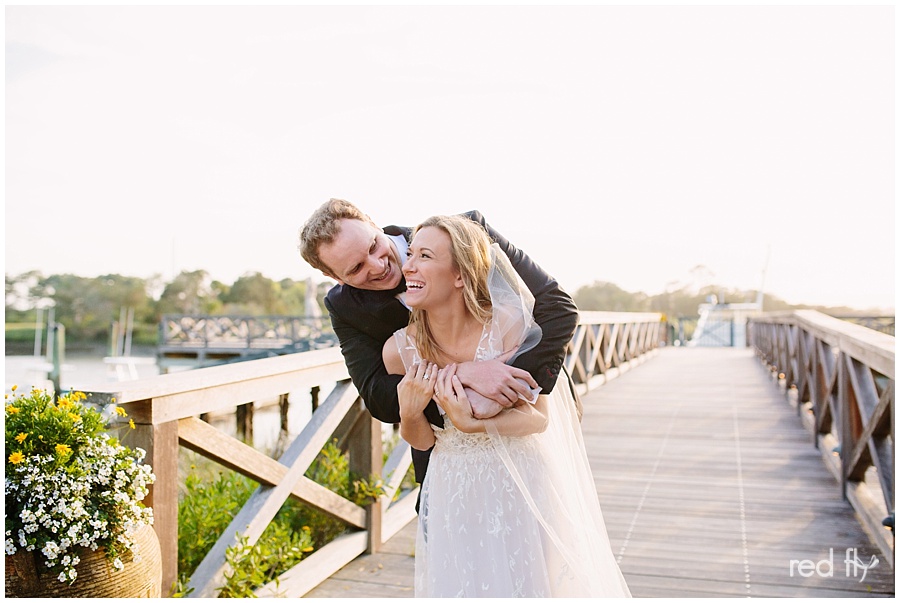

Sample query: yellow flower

[69,412,82,423]
[11,385,18,392]
[6,406,20,415]
[15,433,27,443]
[114,406,128,418]
[8,451,24,464]
[301,546,314,553]
[129,419,136,430]
[57,396,73,409]
[55,443,72,456]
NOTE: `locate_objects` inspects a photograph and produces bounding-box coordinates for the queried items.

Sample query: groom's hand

[455,359,538,407]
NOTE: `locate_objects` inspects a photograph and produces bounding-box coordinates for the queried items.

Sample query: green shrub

[174,440,385,597]
[176,468,256,583]
[219,525,313,598]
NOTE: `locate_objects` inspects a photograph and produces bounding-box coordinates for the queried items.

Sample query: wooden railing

[565,311,663,394]
[748,310,895,561]
[157,314,337,371]
[84,311,663,597]
[834,315,896,336]
[159,314,333,349]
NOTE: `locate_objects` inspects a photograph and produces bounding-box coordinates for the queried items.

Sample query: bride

[382,215,631,598]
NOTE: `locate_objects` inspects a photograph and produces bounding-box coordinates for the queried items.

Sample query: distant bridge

[156,314,337,371]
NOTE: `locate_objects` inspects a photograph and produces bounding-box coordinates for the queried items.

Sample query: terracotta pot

[5,523,162,598]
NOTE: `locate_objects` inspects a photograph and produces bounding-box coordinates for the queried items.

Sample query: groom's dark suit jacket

[323,210,579,485]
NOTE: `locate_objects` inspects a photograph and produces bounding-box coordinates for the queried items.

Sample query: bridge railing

[84,310,662,597]
[159,314,333,349]
[157,314,338,370]
[748,310,895,559]
[565,311,664,393]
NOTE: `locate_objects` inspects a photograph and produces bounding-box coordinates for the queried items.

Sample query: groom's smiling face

[318,218,404,291]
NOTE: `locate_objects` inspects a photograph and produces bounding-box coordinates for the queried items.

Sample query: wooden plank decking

[305,347,894,597]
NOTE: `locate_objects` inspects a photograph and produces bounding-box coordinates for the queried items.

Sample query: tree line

[5,270,332,350]
[5,270,861,352]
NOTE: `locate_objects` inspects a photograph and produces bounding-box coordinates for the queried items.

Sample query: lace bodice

[393,321,498,367]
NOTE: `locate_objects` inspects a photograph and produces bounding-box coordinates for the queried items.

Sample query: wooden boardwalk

[305,348,894,597]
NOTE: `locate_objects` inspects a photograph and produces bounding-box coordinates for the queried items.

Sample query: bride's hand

[434,364,479,432]
[397,362,436,421]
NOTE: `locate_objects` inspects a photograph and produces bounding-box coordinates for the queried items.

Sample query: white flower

[41,541,60,559]
[7,405,155,586]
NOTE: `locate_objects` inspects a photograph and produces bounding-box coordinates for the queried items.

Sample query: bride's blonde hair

[409,215,493,364]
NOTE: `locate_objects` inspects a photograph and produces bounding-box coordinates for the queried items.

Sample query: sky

[4,4,896,312]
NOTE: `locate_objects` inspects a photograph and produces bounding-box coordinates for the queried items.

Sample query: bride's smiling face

[403,226,463,310]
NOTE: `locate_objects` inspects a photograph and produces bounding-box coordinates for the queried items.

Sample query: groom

[298,198,578,486]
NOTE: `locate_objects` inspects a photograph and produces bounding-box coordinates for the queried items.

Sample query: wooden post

[49,323,65,398]
[272,393,291,458]
[129,405,180,596]
[838,352,852,500]
[347,403,383,554]
[311,386,320,412]
[236,402,254,444]
[279,393,290,436]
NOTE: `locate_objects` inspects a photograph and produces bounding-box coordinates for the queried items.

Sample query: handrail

[748,310,894,561]
[83,311,664,596]
[565,311,663,393]
[85,348,395,597]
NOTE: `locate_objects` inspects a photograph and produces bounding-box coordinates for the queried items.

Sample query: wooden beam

[129,413,179,596]
[177,417,365,527]
[185,381,360,598]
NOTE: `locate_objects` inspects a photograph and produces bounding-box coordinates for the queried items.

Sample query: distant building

[688,298,763,347]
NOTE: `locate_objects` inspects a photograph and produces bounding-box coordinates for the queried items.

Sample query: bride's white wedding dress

[392,246,631,598]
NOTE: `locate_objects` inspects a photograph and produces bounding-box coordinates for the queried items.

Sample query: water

[3,354,318,454]
[4,353,161,394]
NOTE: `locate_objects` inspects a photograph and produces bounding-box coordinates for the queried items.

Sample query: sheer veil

[483,243,542,367]
[485,245,632,597]
[393,243,630,597]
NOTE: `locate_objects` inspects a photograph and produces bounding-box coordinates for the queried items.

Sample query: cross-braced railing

[85,311,663,596]
[86,348,418,597]
[159,314,332,349]
[749,310,895,562]
[565,311,664,393]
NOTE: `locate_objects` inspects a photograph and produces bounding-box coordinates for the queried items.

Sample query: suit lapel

[383,224,412,243]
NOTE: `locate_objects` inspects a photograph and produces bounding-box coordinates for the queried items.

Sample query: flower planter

[4,523,162,598]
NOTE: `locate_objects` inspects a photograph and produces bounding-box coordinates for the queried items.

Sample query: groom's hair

[299,198,377,274]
